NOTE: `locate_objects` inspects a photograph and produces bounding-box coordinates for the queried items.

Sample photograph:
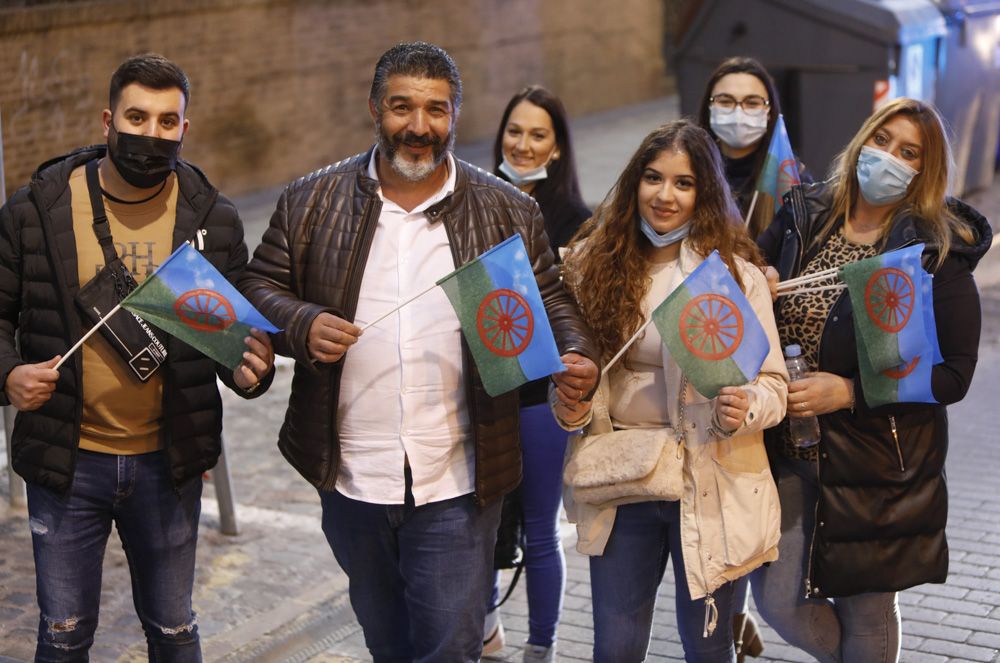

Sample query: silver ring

[799,402,806,411]
[577,389,583,400]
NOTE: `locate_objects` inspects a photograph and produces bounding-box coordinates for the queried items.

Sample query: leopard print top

[776,228,877,460]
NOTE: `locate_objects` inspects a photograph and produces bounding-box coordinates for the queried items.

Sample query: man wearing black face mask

[0,53,275,660]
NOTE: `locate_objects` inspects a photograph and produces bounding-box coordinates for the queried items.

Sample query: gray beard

[375,116,455,183]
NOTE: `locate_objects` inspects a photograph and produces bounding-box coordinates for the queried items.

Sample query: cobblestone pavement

[2,96,999,662]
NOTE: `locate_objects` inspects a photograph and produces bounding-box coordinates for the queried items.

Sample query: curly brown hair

[564,120,763,363]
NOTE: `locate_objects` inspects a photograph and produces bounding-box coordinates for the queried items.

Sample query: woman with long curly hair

[554,119,788,662]
[752,97,991,662]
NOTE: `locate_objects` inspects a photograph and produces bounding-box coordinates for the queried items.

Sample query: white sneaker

[482,609,505,656]
[523,643,555,662]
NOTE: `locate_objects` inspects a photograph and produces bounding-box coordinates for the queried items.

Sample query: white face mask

[498,156,549,186]
[638,215,691,248]
[856,145,919,206]
[709,106,769,150]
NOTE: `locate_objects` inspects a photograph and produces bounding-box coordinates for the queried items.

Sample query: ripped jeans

[26,449,202,662]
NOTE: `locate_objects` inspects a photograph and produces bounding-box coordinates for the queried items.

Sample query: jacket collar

[355,144,471,224]
[30,145,217,223]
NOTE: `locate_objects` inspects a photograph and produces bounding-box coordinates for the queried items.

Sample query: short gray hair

[369,42,462,112]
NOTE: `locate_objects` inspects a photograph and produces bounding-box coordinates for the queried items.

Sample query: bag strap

[494,560,524,608]
[84,159,121,266]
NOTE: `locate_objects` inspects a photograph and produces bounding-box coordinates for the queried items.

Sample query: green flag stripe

[122,277,248,369]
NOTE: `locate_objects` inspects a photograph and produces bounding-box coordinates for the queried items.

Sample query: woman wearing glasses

[697,55,808,661]
[697,57,811,240]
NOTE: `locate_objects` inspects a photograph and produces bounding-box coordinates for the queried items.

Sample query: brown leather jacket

[240,149,598,505]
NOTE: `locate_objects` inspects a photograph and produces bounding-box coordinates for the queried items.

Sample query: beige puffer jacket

[561,242,787,626]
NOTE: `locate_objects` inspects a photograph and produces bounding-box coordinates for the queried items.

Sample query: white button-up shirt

[335,151,473,506]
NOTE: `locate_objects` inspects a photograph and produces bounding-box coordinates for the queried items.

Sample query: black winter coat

[239,149,599,506]
[0,146,271,494]
[758,181,992,597]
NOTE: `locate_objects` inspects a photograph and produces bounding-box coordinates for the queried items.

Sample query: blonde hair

[819,97,975,267]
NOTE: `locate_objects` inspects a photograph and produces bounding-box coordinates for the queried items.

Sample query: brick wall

[0,0,673,200]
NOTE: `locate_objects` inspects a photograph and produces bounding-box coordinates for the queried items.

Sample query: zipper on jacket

[888,415,905,472]
[804,452,822,599]
[686,442,716,637]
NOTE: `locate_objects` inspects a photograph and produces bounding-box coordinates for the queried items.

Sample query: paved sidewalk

[2,96,999,662]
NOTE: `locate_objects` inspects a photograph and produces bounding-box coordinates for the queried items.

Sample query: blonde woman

[753,98,992,662]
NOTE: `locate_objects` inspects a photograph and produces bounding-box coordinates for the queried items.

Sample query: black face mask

[107,124,181,189]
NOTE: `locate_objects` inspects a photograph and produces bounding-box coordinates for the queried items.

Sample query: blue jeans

[320,488,502,663]
[26,449,203,662]
[490,403,568,647]
[590,500,736,663]
[750,457,900,662]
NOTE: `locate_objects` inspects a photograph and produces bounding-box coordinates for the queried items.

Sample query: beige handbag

[563,377,688,506]
[564,427,684,505]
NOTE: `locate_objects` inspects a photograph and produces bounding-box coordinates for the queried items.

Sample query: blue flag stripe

[880,244,926,364]
[896,354,936,402]
[921,272,944,365]
[479,235,564,380]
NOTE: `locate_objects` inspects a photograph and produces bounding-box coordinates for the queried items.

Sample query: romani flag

[651,251,769,398]
[437,234,564,397]
[755,114,801,213]
[121,243,280,370]
[857,270,941,406]
[838,244,928,373]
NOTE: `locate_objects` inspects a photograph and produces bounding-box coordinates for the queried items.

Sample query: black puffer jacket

[0,146,270,494]
[239,149,599,505]
[759,181,992,597]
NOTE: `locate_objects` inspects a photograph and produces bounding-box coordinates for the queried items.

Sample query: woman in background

[697,56,811,659]
[697,56,811,241]
[483,85,591,663]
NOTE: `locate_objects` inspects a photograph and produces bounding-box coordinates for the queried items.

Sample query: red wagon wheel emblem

[864,268,914,333]
[174,289,236,332]
[678,294,744,361]
[477,288,534,357]
[882,356,919,379]
[777,158,801,192]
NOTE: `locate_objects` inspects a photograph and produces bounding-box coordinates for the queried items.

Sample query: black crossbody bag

[73,159,168,381]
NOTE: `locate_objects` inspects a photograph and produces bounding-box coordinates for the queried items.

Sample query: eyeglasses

[709,94,770,116]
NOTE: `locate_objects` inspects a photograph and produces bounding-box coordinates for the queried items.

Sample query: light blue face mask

[498,156,549,187]
[638,215,691,248]
[856,145,919,206]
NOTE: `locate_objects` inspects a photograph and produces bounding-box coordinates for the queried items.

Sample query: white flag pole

[54,304,122,370]
[359,282,440,332]
[776,267,840,290]
[601,318,654,376]
[777,283,847,297]
[743,191,759,226]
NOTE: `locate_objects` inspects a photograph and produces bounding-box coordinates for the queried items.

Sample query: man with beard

[239,41,599,662]
[0,53,274,660]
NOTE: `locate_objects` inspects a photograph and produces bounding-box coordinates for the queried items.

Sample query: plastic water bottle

[785,344,820,448]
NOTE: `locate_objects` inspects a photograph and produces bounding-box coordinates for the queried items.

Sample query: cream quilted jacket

[561,241,788,606]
